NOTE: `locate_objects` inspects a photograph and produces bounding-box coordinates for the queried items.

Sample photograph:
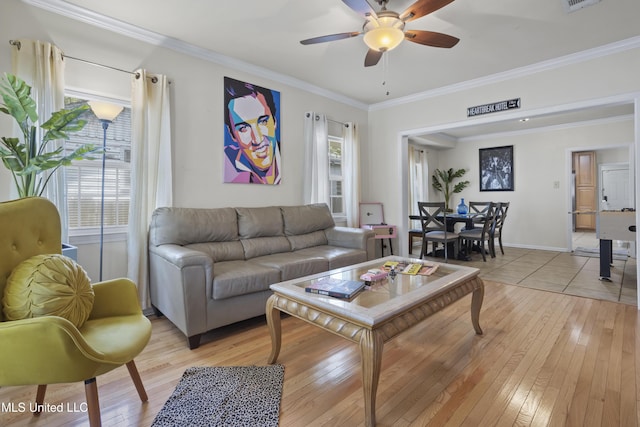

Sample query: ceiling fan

[300,0,459,67]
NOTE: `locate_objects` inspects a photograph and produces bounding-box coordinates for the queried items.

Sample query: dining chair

[458,202,499,261]
[490,202,510,256]
[417,202,460,263]
[467,201,492,229]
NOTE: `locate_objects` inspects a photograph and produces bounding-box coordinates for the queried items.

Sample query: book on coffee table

[400,263,439,276]
[305,277,366,299]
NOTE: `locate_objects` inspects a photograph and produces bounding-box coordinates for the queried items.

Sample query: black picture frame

[479,145,514,191]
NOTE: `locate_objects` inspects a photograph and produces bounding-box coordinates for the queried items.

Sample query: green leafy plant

[0,73,100,197]
[431,168,470,211]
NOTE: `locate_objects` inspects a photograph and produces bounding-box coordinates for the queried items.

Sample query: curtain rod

[9,39,158,82]
[328,118,349,128]
[306,112,349,128]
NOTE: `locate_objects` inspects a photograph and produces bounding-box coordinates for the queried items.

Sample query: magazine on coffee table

[305,277,366,299]
[382,260,439,276]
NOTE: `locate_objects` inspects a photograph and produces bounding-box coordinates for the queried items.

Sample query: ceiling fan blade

[405,30,459,48]
[342,0,378,19]
[300,32,361,45]
[364,49,383,67]
[399,0,455,22]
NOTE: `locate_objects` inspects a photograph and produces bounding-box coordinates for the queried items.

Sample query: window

[328,136,344,218]
[64,96,131,237]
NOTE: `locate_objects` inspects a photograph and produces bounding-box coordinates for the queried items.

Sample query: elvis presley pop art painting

[223,77,281,184]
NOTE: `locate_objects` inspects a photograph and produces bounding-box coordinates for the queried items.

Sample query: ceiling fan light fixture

[363,14,405,52]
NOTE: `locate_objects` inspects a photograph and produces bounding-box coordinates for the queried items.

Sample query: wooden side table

[361,224,397,256]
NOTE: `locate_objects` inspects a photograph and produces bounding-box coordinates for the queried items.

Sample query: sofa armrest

[149,244,214,269]
[148,244,213,337]
[325,226,377,260]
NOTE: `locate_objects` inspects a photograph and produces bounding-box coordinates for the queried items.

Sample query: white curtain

[128,69,173,309]
[303,112,329,205]
[11,39,68,241]
[343,122,360,227]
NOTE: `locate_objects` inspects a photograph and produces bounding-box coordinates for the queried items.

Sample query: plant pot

[62,243,78,261]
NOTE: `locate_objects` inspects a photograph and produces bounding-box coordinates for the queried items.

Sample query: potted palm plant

[0,73,99,198]
[431,168,470,211]
[1,73,101,260]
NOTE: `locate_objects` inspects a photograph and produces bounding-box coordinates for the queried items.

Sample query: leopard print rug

[152,365,285,426]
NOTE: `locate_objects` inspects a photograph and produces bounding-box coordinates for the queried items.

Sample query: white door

[600,163,630,210]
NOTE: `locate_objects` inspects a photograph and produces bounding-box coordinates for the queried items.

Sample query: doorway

[573,151,597,231]
[567,147,634,253]
[600,162,630,210]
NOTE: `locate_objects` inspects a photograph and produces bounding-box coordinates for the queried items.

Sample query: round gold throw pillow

[3,254,94,328]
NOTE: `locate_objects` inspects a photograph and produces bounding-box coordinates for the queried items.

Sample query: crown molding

[369,36,640,111]
[21,0,640,113]
[20,0,370,110]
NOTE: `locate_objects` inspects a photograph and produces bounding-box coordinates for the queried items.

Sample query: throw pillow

[3,254,94,328]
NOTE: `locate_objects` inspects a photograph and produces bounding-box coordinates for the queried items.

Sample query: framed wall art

[479,145,514,191]
[223,77,281,185]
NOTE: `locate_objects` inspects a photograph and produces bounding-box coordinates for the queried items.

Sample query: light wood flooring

[1,242,639,426]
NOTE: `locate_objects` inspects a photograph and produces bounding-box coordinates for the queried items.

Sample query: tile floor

[415,231,637,306]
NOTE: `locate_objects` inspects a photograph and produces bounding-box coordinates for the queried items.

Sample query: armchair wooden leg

[126,360,148,402]
[84,378,101,427]
[33,384,47,415]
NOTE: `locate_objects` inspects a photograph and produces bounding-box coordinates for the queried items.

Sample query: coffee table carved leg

[360,329,384,427]
[266,295,282,364]
[471,280,484,335]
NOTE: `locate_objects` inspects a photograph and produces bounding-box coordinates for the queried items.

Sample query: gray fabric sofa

[148,203,376,348]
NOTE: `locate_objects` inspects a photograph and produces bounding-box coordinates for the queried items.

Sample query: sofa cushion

[293,246,368,270]
[150,207,238,246]
[187,241,245,262]
[287,230,328,251]
[250,253,328,281]
[237,207,284,239]
[241,236,291,259]
[281,204,335,236]
[211,261,281,300]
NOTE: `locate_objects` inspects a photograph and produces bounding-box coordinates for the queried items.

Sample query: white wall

[0,0,368,280]
[432,120,633,250]
[1,0,639,279]
[365,48,640,255]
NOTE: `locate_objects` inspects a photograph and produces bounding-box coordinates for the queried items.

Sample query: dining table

[409,212,484,232]
[410,212,486,260]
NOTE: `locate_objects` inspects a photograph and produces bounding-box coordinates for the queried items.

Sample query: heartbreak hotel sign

[467,98,521,117]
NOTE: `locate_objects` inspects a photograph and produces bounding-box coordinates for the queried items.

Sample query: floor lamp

[88,101,123,282]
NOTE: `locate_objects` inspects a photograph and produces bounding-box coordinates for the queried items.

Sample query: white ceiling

[30,0,640,139]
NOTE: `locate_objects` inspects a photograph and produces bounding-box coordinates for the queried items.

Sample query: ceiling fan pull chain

[383,53,390,96]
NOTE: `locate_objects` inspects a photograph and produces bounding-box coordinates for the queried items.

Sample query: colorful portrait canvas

[223,77,281,184]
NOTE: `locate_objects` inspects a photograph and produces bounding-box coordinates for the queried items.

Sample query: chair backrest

[417,202,446,232]
[481,202,500,235]
[0,197,61,321]
[469,201,491,216]
[494,202,510,232]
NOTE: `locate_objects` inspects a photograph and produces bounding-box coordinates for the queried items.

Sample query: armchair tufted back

[0,197,61,321]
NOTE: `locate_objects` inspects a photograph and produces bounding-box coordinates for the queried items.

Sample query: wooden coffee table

[266,256,484,427]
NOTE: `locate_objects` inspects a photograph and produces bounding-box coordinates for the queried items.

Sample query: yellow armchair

[0,197,152,426]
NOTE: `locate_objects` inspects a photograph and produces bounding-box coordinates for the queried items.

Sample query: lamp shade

[363,13,405,52]
[89,101,124,122]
